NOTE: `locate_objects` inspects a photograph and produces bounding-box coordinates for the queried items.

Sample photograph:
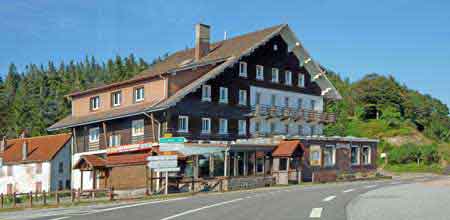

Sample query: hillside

[324,70,450,172]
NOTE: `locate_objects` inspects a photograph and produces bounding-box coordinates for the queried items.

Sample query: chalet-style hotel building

[49,24,378,191]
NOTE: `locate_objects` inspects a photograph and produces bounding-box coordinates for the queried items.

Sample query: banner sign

[107,142,153,154]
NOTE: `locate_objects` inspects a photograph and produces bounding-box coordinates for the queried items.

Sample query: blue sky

[1,0,449,108]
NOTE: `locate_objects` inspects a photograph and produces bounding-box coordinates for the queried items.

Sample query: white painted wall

[71,149,106,190]
[249,86,324,136]
[0,162,51,194]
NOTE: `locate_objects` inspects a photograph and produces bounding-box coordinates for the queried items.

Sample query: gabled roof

[0,133,72,164]
[68,24,285,98]
[272,140,304,157]
[51,24,340,130]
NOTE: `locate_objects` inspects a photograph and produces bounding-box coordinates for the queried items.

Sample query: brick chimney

[22,141,28,160]
[195,23,210,61]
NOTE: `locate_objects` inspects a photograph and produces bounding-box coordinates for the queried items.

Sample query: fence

[0,188,114,209]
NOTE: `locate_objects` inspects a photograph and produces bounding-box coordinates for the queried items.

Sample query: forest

[0,55,449,170]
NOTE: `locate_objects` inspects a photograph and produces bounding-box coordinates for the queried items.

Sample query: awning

[159,143,227,156]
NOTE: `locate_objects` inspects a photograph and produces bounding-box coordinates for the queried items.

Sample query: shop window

[213,152,225,177]
[351,146,360,165]
[256,157,264,173]
[198,154,210,178]
[362,146,371,165]
[323,145,336,167]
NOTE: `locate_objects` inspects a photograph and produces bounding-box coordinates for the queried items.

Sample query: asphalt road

[0,175,445,220]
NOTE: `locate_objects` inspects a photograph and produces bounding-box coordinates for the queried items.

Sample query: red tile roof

[0,133,72,164]
[106,152,150,166]
[272,140,303,157]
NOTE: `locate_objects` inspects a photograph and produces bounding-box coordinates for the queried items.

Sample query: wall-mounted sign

[159,137,186,144]
[107,142,153,154]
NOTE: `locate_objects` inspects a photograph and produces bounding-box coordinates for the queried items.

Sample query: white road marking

[364,185,377,189]
[391,181,401,185]
[49,217,70,220]
[322,195,336,202]
[343,189,354,193]
[309,208,323,218]
[160,198,244,220]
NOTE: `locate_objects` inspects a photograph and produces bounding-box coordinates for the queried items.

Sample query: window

[284,97,289,107]
[134,87,144,102]
[270,122,276,133]
[201,85,211,102]
[255,121,261,133]
[270,94,276,106]
[90,96,100,110]
[310,125,316,135]
[132,119,145,136]
[35,181,42,193]
[239,90,247,105]
[7,183,13,195]
[219,119,228,134]
[89,127,100,143]
[284,124,289,133]
[310,100,316,111]
[256,65,264,80]
[239,61,247,77]
[309,145,321,166]
[323,145,336,167]
[201,118,211,134]
[298,74,305,88]
[256,157,264,173]
[111,91,121,107]
[279,158,287,171]
[285,71,292,85]
[297,98,303,109]
[109,134,121,147]
[219,87,228,104]
[255,92,261,105]
[36,163,42,174]
[178,116,189,133]
[58,162,64,174]
[65,180,71,189]
[273,44,278,51]
[271,68,279,83]
[58,180,63,190]
[351,146,360,165]
[238,120,247,135]
[298,125,304,135]
[7,166,13,176]
[362,146,371,165]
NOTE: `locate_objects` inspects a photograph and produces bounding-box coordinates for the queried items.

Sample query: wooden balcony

[250,104,336,123]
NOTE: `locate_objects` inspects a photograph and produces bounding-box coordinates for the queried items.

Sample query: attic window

[273,44,278,51]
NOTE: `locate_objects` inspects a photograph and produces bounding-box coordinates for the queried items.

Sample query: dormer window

[111,91,121,107]
[298,74,305,88]
[201,85,211,102]
[90,96,100,111]
[271,68,279,83]
[256,65,264,80]
[134,87,144,103]
[239,62,247,77]
[219,87,228,104]
[285,71,292,85]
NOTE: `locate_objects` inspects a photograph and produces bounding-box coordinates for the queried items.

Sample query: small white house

[0,133,72,194]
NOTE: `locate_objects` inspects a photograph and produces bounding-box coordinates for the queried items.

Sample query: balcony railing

[249,104,336,123]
